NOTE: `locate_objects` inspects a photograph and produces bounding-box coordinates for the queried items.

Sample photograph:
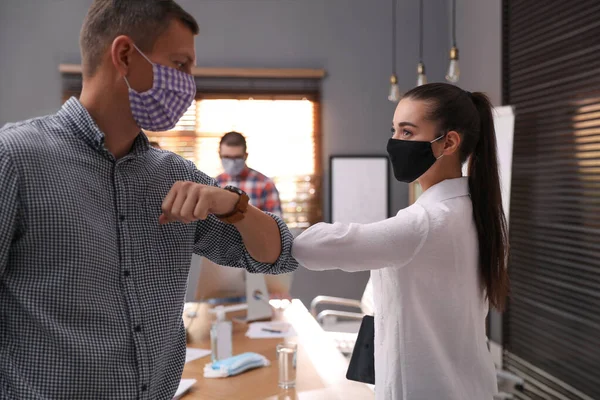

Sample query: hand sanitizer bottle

[210,306,232,362]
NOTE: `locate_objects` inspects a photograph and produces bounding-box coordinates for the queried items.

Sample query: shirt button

[119,215,126,222]
[124,270,130,277]
[141,384,148,392]
[134,325,142,332]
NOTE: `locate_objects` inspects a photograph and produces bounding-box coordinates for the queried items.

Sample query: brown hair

[80,0,199,77]
[403,83,509,311]
[220,131,247,152]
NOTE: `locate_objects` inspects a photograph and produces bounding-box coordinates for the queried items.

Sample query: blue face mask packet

[204,352,270,378]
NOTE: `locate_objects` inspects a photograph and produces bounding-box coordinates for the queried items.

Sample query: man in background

[217,131,283,216]
[201,131,290,303]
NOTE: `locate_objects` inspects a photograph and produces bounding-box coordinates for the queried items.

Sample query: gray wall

[454,0,502,105]
[0,0,451,307]
[454,0,504,344]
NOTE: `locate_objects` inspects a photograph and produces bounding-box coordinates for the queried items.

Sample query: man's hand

[159,181,238,225]
[160,181,284,265]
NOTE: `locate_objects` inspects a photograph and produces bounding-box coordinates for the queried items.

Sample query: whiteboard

[330,156,389,224]
[462,105,515,226]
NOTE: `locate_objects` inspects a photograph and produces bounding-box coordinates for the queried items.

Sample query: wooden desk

[181,300,374,400]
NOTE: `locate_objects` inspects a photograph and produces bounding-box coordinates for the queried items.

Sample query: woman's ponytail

[404,84,510,310]
[468,92,509,311]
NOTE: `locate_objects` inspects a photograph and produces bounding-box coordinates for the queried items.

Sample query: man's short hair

[220,131,247,152]
[80,0,199,77]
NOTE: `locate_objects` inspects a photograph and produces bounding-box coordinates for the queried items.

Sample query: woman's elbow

[291,237,311,267]
[293,235,329,271]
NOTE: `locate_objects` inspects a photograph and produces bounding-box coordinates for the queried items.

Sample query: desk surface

[181,300,374,400]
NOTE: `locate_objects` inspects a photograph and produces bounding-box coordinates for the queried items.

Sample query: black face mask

[386,135,445,183]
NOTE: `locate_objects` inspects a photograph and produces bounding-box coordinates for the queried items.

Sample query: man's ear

[111,35,136,77]
[244,152,249,160]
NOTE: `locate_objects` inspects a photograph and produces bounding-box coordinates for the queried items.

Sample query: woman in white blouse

[292,83,508,400]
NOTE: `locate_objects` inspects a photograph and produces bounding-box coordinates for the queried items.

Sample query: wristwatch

[215,186,249,224]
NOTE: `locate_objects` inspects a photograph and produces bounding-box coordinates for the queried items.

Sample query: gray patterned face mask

[221,158,246,177]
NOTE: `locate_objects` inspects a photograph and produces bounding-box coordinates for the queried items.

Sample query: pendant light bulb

[416,0,426,87]
[416,62,427,87]
[388,74,401,103]
[446,0,460,83]
[387,0,401,102]
[446,47,460,83]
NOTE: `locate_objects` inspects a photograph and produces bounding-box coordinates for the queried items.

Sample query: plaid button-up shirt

[0,98,297,399]
[216,168,282,216]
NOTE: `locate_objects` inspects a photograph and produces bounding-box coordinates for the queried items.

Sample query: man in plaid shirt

[216,131,283,217]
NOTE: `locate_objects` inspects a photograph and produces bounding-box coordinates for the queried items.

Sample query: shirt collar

[57,97,150,156]
[415,177,469,206]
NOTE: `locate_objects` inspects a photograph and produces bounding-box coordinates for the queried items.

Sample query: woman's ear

[443,130,462,156]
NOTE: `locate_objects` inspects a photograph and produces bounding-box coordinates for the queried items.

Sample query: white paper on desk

[173,379,196,399]
[245,322,297,339]
[185,348,211,364]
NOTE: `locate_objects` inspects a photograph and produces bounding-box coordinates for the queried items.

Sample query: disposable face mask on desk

[204,352,270,378]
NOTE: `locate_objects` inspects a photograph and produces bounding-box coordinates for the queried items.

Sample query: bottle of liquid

[210,306,232,363]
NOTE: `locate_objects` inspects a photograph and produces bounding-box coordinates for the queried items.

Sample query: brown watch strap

[215,191,249,224]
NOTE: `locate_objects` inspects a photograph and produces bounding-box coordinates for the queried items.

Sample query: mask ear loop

[132,43,154,65]
[123,43,154,89]
[123,76,132,89]
[431,132,447,160]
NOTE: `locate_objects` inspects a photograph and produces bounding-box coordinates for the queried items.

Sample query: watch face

[225,186,245,196]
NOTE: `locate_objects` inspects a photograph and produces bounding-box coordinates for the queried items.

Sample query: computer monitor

[187,254,293,303]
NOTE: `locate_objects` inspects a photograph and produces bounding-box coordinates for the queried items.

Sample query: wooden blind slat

[503,1,600,399]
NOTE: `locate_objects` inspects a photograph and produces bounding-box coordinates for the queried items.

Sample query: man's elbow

[255,248,280,265]
[257,251,298,275]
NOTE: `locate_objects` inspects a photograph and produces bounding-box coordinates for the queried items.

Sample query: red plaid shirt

[216,167,282,216]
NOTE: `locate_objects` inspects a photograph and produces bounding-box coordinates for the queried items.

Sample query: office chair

[310,278,373,356]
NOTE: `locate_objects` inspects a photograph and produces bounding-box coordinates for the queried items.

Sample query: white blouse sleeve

[292,204,429,272]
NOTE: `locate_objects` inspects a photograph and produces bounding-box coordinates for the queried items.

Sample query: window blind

[502,1,600,399]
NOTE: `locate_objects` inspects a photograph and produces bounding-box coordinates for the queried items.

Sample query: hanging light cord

[451,0,456,46]
[419,0,424,62]
[391,0,397,74]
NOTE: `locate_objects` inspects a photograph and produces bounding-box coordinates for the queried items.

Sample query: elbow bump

[291,240,309,264]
